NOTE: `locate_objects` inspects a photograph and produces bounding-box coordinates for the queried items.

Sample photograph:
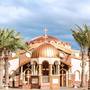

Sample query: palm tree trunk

[0,51,5,88]
[80,49,84,87]
[88,48,90,90]
[4,55,9,88]
[0,57,4,88]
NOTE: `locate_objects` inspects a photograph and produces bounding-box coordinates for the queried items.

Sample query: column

[50,64,52,75]
[33,64,35,75]
[49,64,52,89]
[23,73,25,85]
[31,64,33,75]
[39,64,42,85]
[66,71,69,87]
[27,70,30,85]
[31,64,34,75]
[20,66,23,85]
[62,70,64,87]
[20,66,23,79]
[58,65,60,75]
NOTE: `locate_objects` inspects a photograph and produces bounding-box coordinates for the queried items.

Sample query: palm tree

[0,28,27,88]
[71,25,87,87]
[85,25,90,90]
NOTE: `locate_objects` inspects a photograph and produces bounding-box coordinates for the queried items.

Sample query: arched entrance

[42,61,49,83]
[23,68,31,88]
[9,70,16,87]
[32,61,38,75]
[31,61,39,89]
[60,69,66,87]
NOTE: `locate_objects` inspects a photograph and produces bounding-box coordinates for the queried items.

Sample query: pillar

[23,73,25,85]
[66,71,69,87]
[39,64,42,85]
[62,70,64,87]
[33,64,35,75]
[31,64,35,75]
[27,70,30,85]
[20,66,23,85]
[50,64,52,75]
[58,65,60,75]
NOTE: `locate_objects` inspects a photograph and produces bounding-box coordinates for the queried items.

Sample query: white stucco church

[0,32,89,89]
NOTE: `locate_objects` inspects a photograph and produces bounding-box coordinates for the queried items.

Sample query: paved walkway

[0,87,87,90]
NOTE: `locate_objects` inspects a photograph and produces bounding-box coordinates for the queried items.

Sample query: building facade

[1,35,89,89]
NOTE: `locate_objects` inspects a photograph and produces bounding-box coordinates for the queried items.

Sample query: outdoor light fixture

[25,52,31,57]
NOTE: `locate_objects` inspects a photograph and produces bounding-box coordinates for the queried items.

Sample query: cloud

[0,0,90,49]
[0,5,31,23]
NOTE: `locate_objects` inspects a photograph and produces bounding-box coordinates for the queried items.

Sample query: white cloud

[0,5,31,23]
[77,4,90,19]
[0,0,90,49]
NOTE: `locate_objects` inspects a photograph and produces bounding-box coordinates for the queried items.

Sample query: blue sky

[0,0,90,49]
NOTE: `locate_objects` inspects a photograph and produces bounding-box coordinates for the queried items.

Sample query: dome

[27,35,59,44]
[31,43,59,58]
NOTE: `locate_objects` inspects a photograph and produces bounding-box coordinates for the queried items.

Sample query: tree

[0,28,27,88]
[71,25,87,87]
[84,25,90,90]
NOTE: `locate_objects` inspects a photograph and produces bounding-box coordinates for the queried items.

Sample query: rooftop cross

[44,27,48,37]
[44,27,48,43]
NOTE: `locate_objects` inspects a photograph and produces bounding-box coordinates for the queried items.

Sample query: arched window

[32,61,38,75]
[75,70,80,81]
[24,68,31,84]
[42,61,49,83]
[42,61,49,76]
[60,69,66,87]
[52,61,59,75]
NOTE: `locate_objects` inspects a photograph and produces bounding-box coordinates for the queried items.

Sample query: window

[75,70,80,81]
[52,61,59,75]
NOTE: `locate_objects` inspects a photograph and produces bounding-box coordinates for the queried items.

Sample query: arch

[60,68,67,72]
[60,68,67,87]
[33,61,38,64]
[54,61,59,65]
[24,68,31,85]
[10,70,16,76]
[42,61,49,83]
[32,61,38,75]
[52,61,59,75]
[42,60,49,70]
[24,68,31,74]
[23,62,32,72]
[74,70,80,81]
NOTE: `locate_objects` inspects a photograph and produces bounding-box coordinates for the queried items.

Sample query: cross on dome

[44,27,48,37]
[44,27,48,43]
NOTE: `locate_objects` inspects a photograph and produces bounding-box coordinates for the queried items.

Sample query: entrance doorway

[60,69,66,87]
[42,61,49,83]
[24,68,31,88]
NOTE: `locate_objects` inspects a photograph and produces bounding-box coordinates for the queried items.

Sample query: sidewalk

[0,87,87,90]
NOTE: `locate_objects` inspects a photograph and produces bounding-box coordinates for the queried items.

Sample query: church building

[2,30,89,89]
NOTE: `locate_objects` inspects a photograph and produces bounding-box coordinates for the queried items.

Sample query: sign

[52,79,58,84]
